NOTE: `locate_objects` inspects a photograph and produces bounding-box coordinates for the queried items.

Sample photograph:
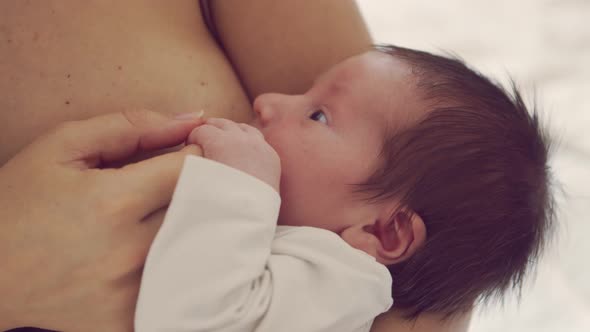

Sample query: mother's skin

[1,1,470,331]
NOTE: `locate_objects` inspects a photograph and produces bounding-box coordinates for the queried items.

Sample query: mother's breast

[0,0,252,165]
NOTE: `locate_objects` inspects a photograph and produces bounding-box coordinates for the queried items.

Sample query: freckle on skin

[200,81,207,86]
[117,65,123,71]
[66,74,71,79]
[65,100,70,105]
[33,32,39,42]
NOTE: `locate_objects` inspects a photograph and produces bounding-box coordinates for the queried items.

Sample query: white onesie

[135,156,393,332]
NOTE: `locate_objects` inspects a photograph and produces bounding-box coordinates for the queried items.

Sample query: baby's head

[251,45,555,318]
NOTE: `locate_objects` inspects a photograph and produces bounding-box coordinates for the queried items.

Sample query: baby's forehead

[322,51,413,85]
[344,53,423,128]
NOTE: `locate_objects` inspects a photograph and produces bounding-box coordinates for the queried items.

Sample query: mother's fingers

[115,144,203,220]
[44,110,204,168]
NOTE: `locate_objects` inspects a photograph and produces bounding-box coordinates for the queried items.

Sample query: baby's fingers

[186,124,219,146]
[238,123,264,137]
[205,118,240,131]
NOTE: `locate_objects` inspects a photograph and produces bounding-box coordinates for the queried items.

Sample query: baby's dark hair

[354,44,556,318]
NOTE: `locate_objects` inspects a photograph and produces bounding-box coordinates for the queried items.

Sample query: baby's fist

[187,118,280,192]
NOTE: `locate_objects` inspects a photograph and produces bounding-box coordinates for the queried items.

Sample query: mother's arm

[209,1,472,331]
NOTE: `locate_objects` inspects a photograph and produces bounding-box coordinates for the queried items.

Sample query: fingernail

[174,110,205,120]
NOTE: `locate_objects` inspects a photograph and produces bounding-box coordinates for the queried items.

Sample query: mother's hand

[0,110,203,332]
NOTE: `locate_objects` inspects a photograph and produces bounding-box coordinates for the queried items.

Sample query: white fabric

[135,155,393,332]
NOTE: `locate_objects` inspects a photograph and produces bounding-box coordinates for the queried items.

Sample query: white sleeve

[256,226,393,332]
[134,156,393,332]
[135,155,281,332]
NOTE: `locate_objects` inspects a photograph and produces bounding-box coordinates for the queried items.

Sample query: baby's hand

[187,118,281,192]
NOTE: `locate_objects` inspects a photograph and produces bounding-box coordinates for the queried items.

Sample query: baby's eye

[309,109,328,124]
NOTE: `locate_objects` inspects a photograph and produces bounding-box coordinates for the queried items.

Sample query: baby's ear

[340,208,426,265]
[373,209,426,265]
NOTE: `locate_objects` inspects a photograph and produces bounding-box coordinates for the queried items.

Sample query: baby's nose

[253,93,281,126]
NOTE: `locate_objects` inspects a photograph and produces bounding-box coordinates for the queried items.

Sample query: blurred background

[357,1,590,331]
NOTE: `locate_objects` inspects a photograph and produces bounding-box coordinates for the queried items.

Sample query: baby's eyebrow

[312,72,348,99]
[327,82,347,96]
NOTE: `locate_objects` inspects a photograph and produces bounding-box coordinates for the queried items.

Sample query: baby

[135,45,555,331]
